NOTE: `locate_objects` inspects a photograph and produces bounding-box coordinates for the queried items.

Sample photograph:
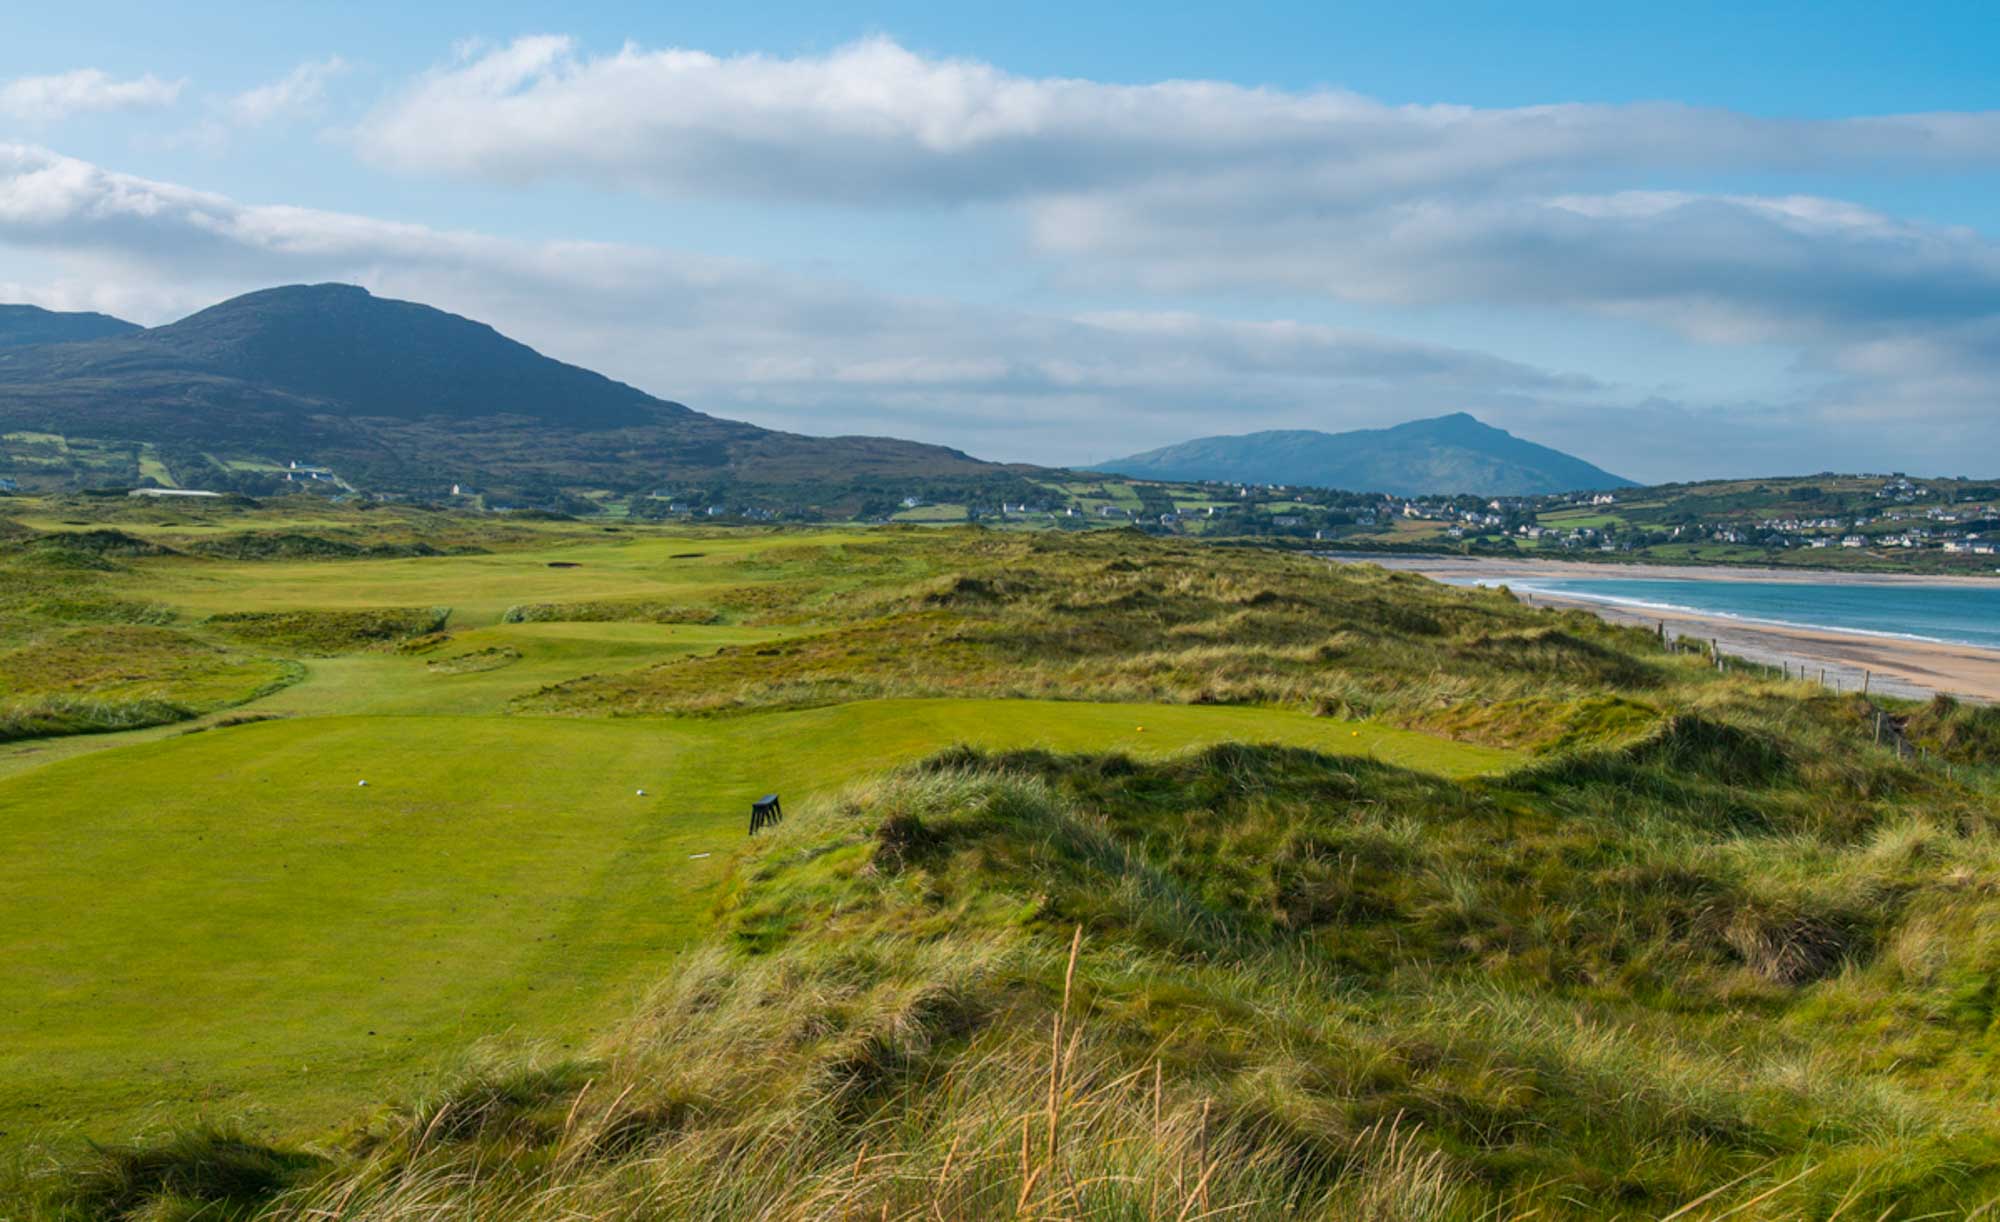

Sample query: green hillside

[0,285,1004,510]
[0,304,140,350]
[1,497,1997,1218]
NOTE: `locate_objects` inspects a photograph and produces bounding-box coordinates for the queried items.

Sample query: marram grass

[2,507,1998,1217]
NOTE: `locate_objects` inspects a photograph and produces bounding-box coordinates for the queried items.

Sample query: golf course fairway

[0,698,1512,1145]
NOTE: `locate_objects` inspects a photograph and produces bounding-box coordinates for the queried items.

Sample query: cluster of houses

[283,460,337,484]
[1633,481,2000,555]
[1514,523,1620,551]
[1876,477,1932,502]
[1812,533,1999,555]
[1736,504,1998,553]
[653,496,777,520]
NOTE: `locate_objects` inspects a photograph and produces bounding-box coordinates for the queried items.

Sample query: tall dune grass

[23,747,2000,1219]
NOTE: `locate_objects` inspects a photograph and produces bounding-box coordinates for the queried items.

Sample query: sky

[4,1,1999,483]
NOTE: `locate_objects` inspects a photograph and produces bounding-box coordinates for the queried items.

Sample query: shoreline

[1329,553,2000,703]
[1320,552,2000,589]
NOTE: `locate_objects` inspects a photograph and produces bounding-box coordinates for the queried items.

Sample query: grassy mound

[28,528,179,559]
[1901,694,2000,766]
[0,626,299,741]
[425,644,523,674]
[190,532,424,560]
[510,533,1687,732]
[205,607,452,654]
[42,741,1998,1218]
[2,508,1994,1218]
[0,695,195,743]
[36,1125,325,1220]
[0,547,175,628]
[500,598,720,625]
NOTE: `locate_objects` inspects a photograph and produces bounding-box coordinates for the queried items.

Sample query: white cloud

[6,141,2000,481]
[348,36,2000,435]
[228,57,347,127]
[1030,188,2000,344]
[360,36,2000,205]
[0,69,184,122]
[0,143,1637,469]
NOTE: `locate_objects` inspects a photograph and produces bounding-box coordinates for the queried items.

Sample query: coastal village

[993,473,2000,565]
[4,424,1995,570]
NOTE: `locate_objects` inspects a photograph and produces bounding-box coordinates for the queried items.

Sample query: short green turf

[0,512,1589,1157]
[139,532,881,624]
[0,696,1507,1144]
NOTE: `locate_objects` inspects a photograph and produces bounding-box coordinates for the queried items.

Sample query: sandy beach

[1329,554,2000,703]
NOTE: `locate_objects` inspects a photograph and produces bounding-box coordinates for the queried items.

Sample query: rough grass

[0,694,195,742]
[26,746,1999,1219]
[500,597,720,625]
[511,532,1696,744]
[187,532,468,561]
[3,506,1997,1218]
[31,1125,325,1220]
[1902,693,2000,765]
[423,644,522,674]
[0,625,300,740]
[205,606,452,654]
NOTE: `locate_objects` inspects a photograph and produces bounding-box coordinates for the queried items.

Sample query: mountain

[0,304,141,350]
[0,284,1001,505]
[1096,413,1634,496]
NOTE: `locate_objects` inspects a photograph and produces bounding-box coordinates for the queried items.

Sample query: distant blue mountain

[1095,412,1634,496]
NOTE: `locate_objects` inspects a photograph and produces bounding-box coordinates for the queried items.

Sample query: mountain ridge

[0,304,142,350]
[1097,412,1634,496]
[0,283,1000,506]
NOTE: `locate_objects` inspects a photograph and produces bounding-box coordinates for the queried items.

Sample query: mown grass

[19,741,1997,1219]
[1,500,1996,1217]
[0,699,1491,1152]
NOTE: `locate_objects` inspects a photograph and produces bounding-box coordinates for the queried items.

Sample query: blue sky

[4,1,1999,480]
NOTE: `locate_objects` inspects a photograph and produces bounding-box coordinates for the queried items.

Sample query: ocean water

[1503,577,2000,652]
